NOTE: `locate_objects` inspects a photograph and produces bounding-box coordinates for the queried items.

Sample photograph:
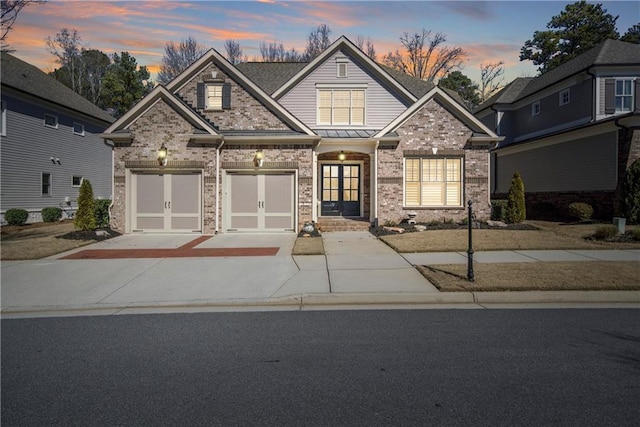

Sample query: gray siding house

[475,39,640,219]
[1,53,115,223]
[101,36,501,235]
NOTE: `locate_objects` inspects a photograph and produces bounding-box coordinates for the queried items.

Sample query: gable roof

[375,86,501,142]
[235,62,306,95]
[103,85,219,138]
[272,36,417,104]
[165,48,315,136]
[476,39,640,113]
[1,52,114,124]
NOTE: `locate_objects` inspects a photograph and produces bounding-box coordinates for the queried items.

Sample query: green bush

[593,225,618,240]
[41,207,62,222]
[632,228,640,241]
[491,200,508,221]
[505,172,526,224]
[5,208,29,226]
[568,202,593,221]
[94,199,111,228]
[620,159,640,223]
[74,179,96,231]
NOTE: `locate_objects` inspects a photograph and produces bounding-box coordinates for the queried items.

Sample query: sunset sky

[5,0,639,84]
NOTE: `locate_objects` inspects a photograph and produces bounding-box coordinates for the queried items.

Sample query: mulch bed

[369,221,538,237]
[57,228,122,241]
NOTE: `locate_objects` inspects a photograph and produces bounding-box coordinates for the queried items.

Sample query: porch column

[370,142,379,226]
[312,149,318,222]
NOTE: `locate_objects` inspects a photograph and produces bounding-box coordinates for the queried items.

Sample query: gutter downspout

[215,140,224,234]
[585,67,597,123]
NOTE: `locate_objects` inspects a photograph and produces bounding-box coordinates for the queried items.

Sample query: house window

[42,173,51,196]
[0,100,6,136]
[72,175,83,187]
[336,57,348,78]
[318,89,365,125]
[559,89,570,106]
[404,157,462,207]
[206,84,223,110]
[44,114,58,128]
[73,123,85,136]
[616,79,633,112]
[531,102,540,116]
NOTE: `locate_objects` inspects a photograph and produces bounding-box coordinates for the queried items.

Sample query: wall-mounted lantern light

[157,143,168,166]
[338,151,346,163]
[254,149,264,167]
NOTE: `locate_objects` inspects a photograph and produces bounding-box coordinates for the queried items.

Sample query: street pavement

[1,232,639,317]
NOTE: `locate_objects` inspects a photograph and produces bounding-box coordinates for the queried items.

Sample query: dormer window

[616,79,633,112]
[336,57,348,78]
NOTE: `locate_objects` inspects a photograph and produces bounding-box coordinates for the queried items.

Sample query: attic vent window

[44,113,58,129]
[336,57,348,78]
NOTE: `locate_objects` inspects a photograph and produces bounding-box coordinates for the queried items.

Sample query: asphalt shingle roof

[1,52,115,123]
[236,62,307,95]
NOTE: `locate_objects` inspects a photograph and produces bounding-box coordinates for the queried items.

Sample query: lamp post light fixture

[157,143,168,166]
[338,151,346,163]
[254,149,264,167]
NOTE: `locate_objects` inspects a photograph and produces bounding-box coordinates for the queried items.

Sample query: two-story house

[475,39,640,219]
[100,36,501,234]
[1,53,115,224]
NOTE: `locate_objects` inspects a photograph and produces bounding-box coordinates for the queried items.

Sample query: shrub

[505,172,526,224]
[632,228,640,241]
[593,225,618,240]
[491,200,508,221]
[94,199,111,228]
[620,159,640,224]
[383,220,398,227]
[5,208,29,226]
[568,202,593,221]
[42,207,62,222]
[74,179,96,231]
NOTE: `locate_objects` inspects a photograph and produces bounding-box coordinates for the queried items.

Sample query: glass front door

[321,164,360,216]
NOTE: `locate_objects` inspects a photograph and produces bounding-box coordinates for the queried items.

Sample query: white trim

[72,122,85,136]
[72,175,83,187]
[402,156,464,209]
[0,100,6,137]
[273,36,416,103]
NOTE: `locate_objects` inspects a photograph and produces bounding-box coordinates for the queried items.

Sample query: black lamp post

[467,200,475,282]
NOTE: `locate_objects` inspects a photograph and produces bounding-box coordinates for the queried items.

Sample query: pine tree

[620,159,640,223]
[506,172,526,224]
[74,179,96,231]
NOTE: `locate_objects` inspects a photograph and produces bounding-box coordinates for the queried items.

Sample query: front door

[321,164,360,216]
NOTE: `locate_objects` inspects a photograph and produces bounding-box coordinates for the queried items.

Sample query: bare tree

[355,35,376,60]
[479,61,505,102]
[46,28,84,93]
[304,24,332,61]
[259,40,302,62]
[224,39,245,64]
[383,29,465,82]
[1,0,44,49]
[157,36,207,84]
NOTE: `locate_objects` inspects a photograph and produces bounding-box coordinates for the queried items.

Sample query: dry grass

[380,221,640,253]
[292,236,324,255]
[1,221,94,260]
[417,262,640,292]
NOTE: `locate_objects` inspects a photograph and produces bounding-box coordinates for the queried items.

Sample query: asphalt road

[2,309,639,426]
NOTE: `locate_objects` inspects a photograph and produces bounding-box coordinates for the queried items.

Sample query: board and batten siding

[0,94,112,221]
[495,131,617,194]
[278,50,408,129]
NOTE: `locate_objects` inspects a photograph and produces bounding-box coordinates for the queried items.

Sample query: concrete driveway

[0,232,439,316]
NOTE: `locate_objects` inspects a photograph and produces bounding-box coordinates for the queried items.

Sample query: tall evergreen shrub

[506,172,526,223]
[74,179,96,231]
[620,159,640,224]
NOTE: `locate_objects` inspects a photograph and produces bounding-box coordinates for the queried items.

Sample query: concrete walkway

[1,231,638,318]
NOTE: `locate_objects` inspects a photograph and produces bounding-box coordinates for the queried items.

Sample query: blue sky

[6,1,640,84]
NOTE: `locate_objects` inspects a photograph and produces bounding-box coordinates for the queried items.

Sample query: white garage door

[226,172,295,232]
[132,172,201,232]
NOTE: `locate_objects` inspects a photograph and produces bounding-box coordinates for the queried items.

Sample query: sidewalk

[1,232,638,318]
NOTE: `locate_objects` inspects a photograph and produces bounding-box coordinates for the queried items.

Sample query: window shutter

[604,79,615,114]
[197,82,205,109]
[222,83,232,109]
[635,79,640,112]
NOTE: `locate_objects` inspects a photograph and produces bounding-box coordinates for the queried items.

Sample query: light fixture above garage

[338,151,346,163]
[254,149,264,167]
[157,143,168,166]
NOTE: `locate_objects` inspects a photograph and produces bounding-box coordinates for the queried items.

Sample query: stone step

[317,217,371,232]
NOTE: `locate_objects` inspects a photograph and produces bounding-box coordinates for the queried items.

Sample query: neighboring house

[1,53,115,224]
[100,36,501,234]
[475,39,640,219]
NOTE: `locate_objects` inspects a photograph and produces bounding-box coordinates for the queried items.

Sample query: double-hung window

[405,157,462,207]
[616,79,633,112]
[206,84,223,110]
[42,173,51,196]
[318,89,365,126]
